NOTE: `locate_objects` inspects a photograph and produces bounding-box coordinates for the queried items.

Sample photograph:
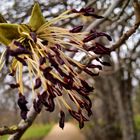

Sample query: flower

[0,2,111,129]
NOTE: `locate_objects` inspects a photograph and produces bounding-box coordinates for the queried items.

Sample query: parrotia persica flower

[0,3,112,129]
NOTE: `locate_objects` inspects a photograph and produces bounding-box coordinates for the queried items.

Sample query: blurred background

[0,0,140,140]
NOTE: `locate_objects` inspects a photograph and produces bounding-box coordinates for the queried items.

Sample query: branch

[85,0,121,31]
[80,1,140,73]
[110,22,140,51]
[110,1,140,51]
[112,0,131,22]
[86,0,96,7]
[8,105,41,140]
[0,126,19,135]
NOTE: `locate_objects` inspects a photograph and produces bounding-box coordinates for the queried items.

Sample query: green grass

[0,123,53,140]
[135,115,140,131]
[1,116,140,140]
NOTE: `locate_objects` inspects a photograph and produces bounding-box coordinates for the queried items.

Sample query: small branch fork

[0,105,41,140]
[111,0,140,51]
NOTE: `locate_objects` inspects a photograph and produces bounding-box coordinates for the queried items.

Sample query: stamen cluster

[0,3,112,129]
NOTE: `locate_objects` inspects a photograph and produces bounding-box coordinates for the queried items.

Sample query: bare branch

[0,126,19,135]
[8,105,42,140]
[133,0,140,24]
[85,0,121,31]
[86,0,96,7]
[110,1,140,51]
[112,0,131,22]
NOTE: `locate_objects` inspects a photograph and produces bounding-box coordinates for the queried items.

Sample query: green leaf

[0,23,20,46]
[29,2,46,31]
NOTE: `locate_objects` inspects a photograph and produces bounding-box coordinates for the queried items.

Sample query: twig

[86,0,96,7]
[112,0,131,21]
[0,126,19,135]
[80,1,140,74]
[110,0,140,51]
[85,0,121,31]
[110,21,140,51]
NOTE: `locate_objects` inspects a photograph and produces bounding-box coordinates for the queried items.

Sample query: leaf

[0,23,20,46]
[29,2,46,31]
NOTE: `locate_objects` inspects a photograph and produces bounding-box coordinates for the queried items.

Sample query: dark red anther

[82,44,91,51]
[53,88,62,96]
[65,48,78,52]
[46,97,55,112]
[8,48,31,56]
[69,25,83,33]
[59,110,65,129]
[96,58,111,66]
[48,85,56,98]
[80,7,95,13]
[80,80,93,92]
[33,99,42,113]
[72,7,103,18]
[16,56,27,66]
[30,32,37,43]
[20,110,28,120]
[69,109,88,122]
[71,9,79,13]
[55,55,65,65]
[78,110,84,129]
[87,64,102,70]
[84,68,99,76]
[39,57,46,65]
[9,70,15,76]
[85,13,103,18]
[93,43,111,55]
[69,110,80,121]
[83,33,95,42]
[17,94,29,120]
[5,47,10,66]
[18,94,28,111]
[55,44,61,50]
[38,91,49,107]
[14,41,24,48]
[9,83,19,89]
[34,78,42,89]
[41,40,48,45]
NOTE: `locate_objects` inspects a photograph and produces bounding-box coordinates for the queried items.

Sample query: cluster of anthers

[0,3,112,129]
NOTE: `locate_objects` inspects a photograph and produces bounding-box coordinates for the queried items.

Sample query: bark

[114,68,137,140]
[8,105,41,140]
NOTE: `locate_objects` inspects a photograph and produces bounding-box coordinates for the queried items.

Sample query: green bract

[0,24,19,45]
[29,2,46,31]
[0,2,45,46]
